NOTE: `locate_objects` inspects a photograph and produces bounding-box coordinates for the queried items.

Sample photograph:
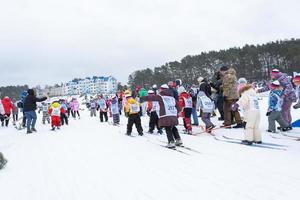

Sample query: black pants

[67,108,71,118]
[149,112,160,131]
[22,112,27,127]
[127,113,143,134]
[216,94,224,119]
[13,113,18,121]
[72,111,80,118]
[0,114,10,127]
[100,111,108,122]
[164,126,181,143]
[61,113,68,125]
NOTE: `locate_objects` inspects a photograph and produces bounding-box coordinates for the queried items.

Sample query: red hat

[293,74,300,83]
[160,84,169,90]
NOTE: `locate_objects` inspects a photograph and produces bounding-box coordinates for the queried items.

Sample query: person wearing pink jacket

[70,98,80,119]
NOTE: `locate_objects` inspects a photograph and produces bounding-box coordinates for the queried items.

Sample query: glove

[266,111,271,116]
[231,103,239,111]
[293,104,300,109]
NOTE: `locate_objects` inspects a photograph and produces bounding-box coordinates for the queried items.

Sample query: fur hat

[220,66,229,71]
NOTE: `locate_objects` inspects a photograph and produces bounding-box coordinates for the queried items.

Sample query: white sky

[0,0,300,87]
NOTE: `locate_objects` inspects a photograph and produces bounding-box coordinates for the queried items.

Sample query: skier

[39,102,50,124]
[197,91,215,133]
[12,98,19,126]
[141,84,182,148]
[125,91,143,136]
[146,90,162,134]
[0,99,5,126]
[110,94,120,125]
[178,86,193,134]
[70,98,80,119]
[19,91,28,128]
[60,99,68,125]
[232,79,261,145]
[90,99,97,117]
[1,96,16,127]
[98,95,108,122]
[293,74,300,109]
[23,89,47,134]
[48,100,65,131]
[266,80,289,133]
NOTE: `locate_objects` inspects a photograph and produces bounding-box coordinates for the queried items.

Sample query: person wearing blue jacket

[266,81,289,133]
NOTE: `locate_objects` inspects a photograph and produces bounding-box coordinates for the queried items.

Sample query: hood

[27,89,35,95]
[3,96,11,102]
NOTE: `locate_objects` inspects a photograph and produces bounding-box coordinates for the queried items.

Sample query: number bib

[184,97,193,108]
[249,96,260,110]
[130,104,140,113]
[200,96,214,110]
[111,103,119,114]
[52,107,61,116]
[160,95,177,117]
[42,105,48,112]
[99,100,107,109]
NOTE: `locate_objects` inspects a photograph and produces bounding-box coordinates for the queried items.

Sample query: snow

[1,96,300,200]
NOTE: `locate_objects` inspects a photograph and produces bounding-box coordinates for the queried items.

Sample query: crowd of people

[1,66,300,169]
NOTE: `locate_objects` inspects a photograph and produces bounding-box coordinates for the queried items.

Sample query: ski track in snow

[0,96,300,200]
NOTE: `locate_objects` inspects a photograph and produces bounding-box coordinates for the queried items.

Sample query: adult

[23,89,47,134]
[222,67,243,128]
[257,69,296,128]
[211,68,225,120]
[168,81,179,101]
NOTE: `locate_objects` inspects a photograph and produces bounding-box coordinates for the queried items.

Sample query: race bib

[52,107,61,116]
[184,97,193,108]
[249,96,260,110]
[200,96,214,110]
[130,104,140,113]
[161,95,177,117]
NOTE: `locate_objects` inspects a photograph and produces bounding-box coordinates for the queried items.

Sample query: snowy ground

[1,97,300,200]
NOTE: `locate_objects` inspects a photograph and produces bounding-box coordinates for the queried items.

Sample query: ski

[158,144,191,155]
[158,140,201,154]
[222,135,288,147]
[269,133,299,141]
[280,132,300,140]
[214,136,287,150]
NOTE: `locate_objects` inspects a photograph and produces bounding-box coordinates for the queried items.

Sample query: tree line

[0,85,29,100]
[128,38,300,88]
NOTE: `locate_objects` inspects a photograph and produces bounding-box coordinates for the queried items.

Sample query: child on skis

[232,79,261,145]
[1,96,16,127]
[39,102,50,124]
[90,99,97,117]
[125,91,143,136]
[98,95,108,122]
[141,84,182,148]
[293,74,300,109]
[197,91,215,133]
[266,80,289,133]
[48,100,65,130]
[70,98,80,119]
[110,94,120,125]
[178,86,193,134]
[60,99,68,125]
[146,90,162,134]
[12,99,19,126]
[0,99,5,126]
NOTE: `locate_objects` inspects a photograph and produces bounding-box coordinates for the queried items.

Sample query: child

[1,96,16,127]
[146,90,162,134]
[125,92,143,136]
[232,81,261,145]
[266,80,289,133]
[90,99,97,117]
[110,94,120,125]
[60,99,68,125]
[12,99,19,126]
[48,100,65,131]
[293,74,300,109]
[197,91,215,133]
[98,95,108,122]
[70,98,80,119]
[39,102,50,124]
[0,99,5,126]
[178,86,193,134]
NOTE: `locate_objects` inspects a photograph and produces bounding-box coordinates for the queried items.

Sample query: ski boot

[0,153,8,170]
[167,141,176,149]
[175,139,183,146]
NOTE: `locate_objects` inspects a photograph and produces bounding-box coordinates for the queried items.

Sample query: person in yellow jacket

[125,92,143,136]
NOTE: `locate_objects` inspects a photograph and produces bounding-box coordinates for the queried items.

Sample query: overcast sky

[1,0,300,87]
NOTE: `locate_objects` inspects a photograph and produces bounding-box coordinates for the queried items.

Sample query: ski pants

[113,114,120,124]
[191,107,199,125]
[51,116,61,127]
[244,111,261,142]
[182,108,192,131]
[127,113,143,134]
[60,113,68,125]
[216,94,224,119]
[42,112,50,124]
[90,108,96,117]
[223,99,242,126]
[201,112,214,128]
[163,126,181,143]
[281,99,293,126]
[100,111,108,122]
[72,110,80,118]
[268,111,289,132]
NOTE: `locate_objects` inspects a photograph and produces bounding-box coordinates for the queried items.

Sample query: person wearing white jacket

[232,82,261,145]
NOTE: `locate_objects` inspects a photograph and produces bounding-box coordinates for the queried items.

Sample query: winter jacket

[110,98,119,115]
[98,98,107,112]
[141,90,180,127]
[2,97,15,115]
[268,90,284,112]
[236,85,260,122]
[196,91,215,113]
[258,72,297,102]
[222,68,239,100]
[178,92,193,110]
[70,100,80,111]
[23,89,47,112]
[138,88,148,97]
[48,102,65,117]
[125,97,140,115]
[199,79,212,98]
[168,87,179,101]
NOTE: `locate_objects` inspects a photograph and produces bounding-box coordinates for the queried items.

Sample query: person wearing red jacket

[1,96,16,127]
[48,101,65,131]
[178,86,193,134]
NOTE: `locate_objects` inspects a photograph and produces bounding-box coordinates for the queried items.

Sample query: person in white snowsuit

[39,102,50,124]
[233,81,261,145]
[110,95,120,125]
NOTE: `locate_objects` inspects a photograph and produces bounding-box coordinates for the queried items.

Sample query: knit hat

[271,69,280,76]
[124,90,131,98]
[197,77,204,83]
[220,66,229,71]
[238,78,247,84]
[27,89,35,95]
[177,86,186,95]
[152,84,157,89]
[293,74,300,83]
[271,80,280,87]
[160,84,169,90]
[148,90,154,94]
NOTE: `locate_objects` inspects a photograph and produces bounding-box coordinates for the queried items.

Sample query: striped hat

[293,73,300,83]
[271,80,280,87]
[271,69,280,75]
